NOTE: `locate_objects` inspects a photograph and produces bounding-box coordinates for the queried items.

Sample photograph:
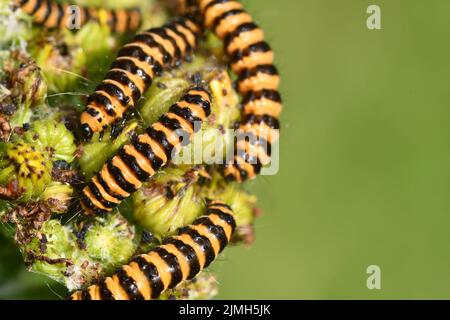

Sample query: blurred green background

[214,0,450,299]
[2,0,450,299]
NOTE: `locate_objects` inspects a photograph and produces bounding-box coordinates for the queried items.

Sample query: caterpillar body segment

[223,114,280,182]
[80,17,202,140]
[80,87,211,216]
[14,0,142,33]
[195,0,283,182]
[69,201,236,300]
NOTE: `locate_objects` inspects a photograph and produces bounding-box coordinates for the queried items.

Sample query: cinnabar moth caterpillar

[14,0,142,33]
[197,0,283,182]
[79,17,201,140]
[69,200,236,300]
[80,87,211,216]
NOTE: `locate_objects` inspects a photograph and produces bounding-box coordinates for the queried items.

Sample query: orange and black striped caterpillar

[13,0,142,33]
[80,87,211,215]
[70,200,235,300]
[195,0,283,182]
[79,17,201,140]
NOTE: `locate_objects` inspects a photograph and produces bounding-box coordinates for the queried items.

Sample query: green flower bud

[0,50,47,128]
[0,140,52,201]
[33,37,86,93]
[75,0,167,30]
[139,77,190,126]
[42,182,73,214]
[134,185,203,239]
[83,213,137,272]
[9,104,32,130]
[20,212,137,291]
[133,167,205,239]
[181,273,219,300]
[208,70,241,128]
[0,1,29,47]
[24,120,77,163]
[174,69,240,166]
[202,31,227,62]
[21,64,47,108]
